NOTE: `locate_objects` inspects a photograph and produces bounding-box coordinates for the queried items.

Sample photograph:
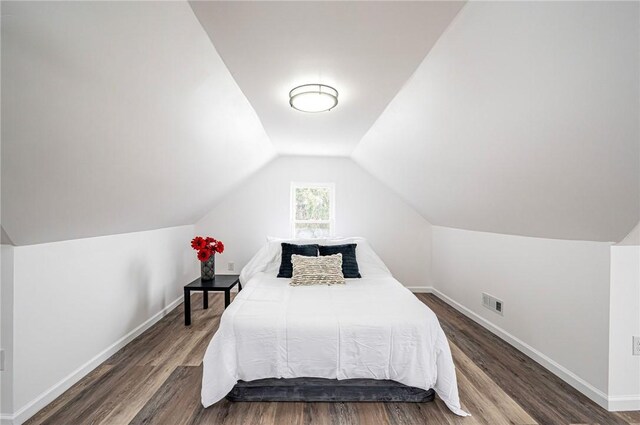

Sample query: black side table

[184,275,241,326]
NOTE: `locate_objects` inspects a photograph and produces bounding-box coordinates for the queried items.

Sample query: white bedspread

[201,269,468,416]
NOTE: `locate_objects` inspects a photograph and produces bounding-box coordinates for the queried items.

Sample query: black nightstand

[183,275,241,326]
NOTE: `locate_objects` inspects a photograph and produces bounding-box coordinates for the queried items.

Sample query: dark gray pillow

[277,243,319,278]
[318,244,361,278]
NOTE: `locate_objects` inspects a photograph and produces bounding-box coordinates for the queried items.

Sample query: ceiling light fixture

[289,84,338,113]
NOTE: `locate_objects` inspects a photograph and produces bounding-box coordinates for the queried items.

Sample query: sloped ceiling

[189,1,465,156]
[2,1,638,246]
[1,1,275,245]
[352,1,640,242]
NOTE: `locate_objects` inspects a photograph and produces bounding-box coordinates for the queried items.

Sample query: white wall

[9,225,198,423]
[1,245,15,420]
[608,245,640,410]
[196,156,432,287]
[431,226,612,405]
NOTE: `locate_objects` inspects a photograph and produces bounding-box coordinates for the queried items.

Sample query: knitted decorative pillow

[290,253,345,286]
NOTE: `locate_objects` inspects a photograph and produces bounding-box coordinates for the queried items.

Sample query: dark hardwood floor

[25,292,640,425]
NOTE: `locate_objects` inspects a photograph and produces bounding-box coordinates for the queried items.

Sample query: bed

[201,237,468,416]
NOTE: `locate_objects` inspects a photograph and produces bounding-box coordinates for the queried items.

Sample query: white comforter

[201,242,468,416]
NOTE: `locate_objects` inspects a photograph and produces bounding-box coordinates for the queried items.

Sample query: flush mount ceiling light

[289,84,338,113]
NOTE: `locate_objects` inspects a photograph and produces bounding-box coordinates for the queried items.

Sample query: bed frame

[226,378,435,402]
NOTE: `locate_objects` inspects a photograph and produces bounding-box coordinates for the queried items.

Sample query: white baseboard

[607,395,640,411]
[412,286,613,410]
[7,296,183,425]
[404,285,431,293]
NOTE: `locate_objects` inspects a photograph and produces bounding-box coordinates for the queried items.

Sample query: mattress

[201,269,468,416]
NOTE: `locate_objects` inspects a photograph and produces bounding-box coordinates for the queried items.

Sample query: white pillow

[321,237,391,277]
[239,236,323,284]
[264,236,325,275]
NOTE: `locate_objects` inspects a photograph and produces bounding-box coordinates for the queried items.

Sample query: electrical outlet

[495,300,503,314]
[228,262,235,272]
[633,336,640,356]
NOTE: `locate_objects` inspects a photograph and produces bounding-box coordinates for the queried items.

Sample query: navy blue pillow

[318,244,361,278]
[277,243,319,278]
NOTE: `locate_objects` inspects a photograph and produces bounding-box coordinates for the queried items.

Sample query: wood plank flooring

[26,292,640,425]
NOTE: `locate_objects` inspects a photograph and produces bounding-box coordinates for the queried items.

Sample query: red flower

[191,236,224,260]
[191,237,206,251]
[197,249,212,262]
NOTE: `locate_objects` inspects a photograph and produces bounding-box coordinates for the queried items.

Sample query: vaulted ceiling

[2,1,638,245]
[189,1,465,156]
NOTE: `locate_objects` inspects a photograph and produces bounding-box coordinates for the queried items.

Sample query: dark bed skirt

[226,377,436,402]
